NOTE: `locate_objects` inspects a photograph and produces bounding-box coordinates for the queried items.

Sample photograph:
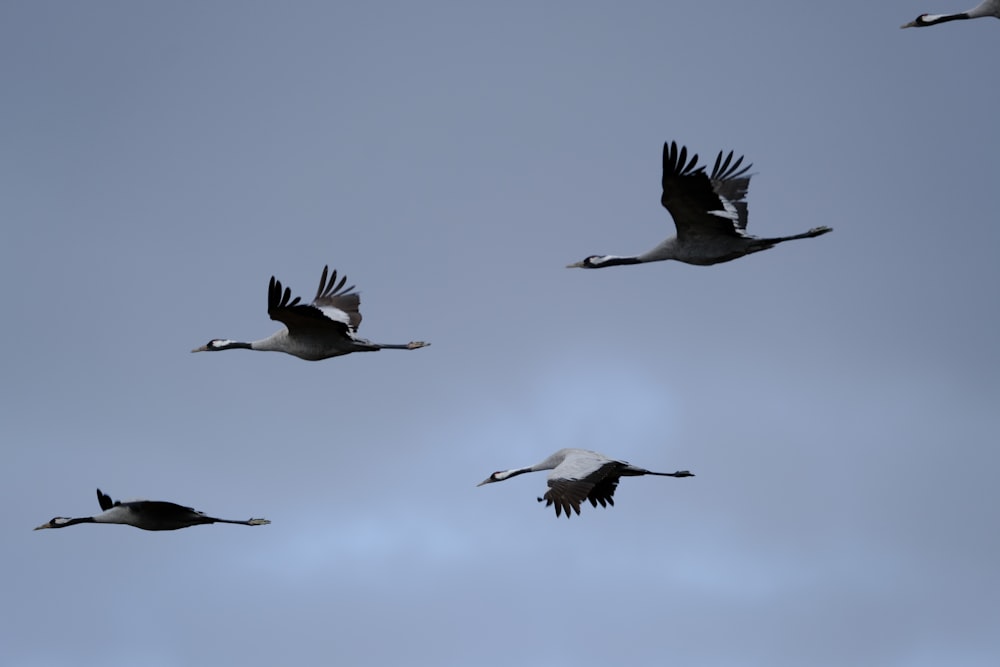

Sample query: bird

[33,488,271,531]
[901,0,1000,27]
[192,264,429,361]
[566,141,832,269]
[477,448,694,518]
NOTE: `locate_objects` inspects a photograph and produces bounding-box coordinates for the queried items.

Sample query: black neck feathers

[589,255,642,268]
[921,12,969,26]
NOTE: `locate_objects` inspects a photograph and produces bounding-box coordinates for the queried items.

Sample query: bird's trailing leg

[756,226,832,250]
[213,517,271,526]
[783,226,832,241]
[646,470,695,478]
[375,341,431,350]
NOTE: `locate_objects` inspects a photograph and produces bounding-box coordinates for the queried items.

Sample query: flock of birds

[33,4,997,532]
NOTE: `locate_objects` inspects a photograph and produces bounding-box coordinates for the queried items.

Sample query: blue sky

[3,2,999,666]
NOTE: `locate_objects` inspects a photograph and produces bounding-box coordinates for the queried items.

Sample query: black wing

[539,462,623,519]
[125,500,209,529]
[587,474,621,509]
[660,141,753,240]
[266,266,358,337]
[96,488,114,511]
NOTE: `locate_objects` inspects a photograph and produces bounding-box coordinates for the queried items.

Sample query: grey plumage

[477,448,694,518]
[33,488,271,531]
[566,141,832,269]
[192,264,430,361]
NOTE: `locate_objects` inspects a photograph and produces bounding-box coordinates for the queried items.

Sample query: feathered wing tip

[664,141,752,182]
[589,494,614,509]
[663,141,702,179]
[314,265,356,301]
[268,275,302,314]
[96,488,114,511]
[537,494,581,519]
[711,149,751,181]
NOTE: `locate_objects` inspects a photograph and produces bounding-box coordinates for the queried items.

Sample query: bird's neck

[592,255,643,268]
[920,12,969,25]
[497,467,533,481]
[250,330,292,353]
[55,517,97,528]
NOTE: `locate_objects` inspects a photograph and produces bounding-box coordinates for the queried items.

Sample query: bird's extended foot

[672,470,695,477]
[808,226,833,236]
[407,341,430,349]
[247,518,271,525]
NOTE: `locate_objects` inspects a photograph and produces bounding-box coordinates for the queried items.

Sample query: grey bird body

[901,0,1000,27]
[34,489,271,531]
[567,141,831,269]
[478,448,694,518]
[192,265,429,361]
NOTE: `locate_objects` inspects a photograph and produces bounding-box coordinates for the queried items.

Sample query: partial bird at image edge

[900,0,1000,28]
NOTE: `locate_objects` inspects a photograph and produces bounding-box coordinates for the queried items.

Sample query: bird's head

[34,517,71,530]
[900,14,929,28]
[477,471,506,486]
[191,339,232,353]
[566,255,605,269]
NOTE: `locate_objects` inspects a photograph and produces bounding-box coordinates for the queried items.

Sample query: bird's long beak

[191,345,209,353]
[900,20,917,28]
[565,261,585,269]
[476,477,494,487]
[33,522,53,530]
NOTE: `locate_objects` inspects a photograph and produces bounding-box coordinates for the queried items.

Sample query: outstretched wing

[660,141,753,240]
[267,265,359,338]
[540,461,623,518]
[311,265,362,330]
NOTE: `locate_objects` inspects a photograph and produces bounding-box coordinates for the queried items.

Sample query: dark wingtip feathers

[665,141,752,182]
[537,495,581,519]
[663,141,706,179]
[96,488,114,511]
[267,275,306,315]
[711,149,751,181]
[315,265,355,301]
